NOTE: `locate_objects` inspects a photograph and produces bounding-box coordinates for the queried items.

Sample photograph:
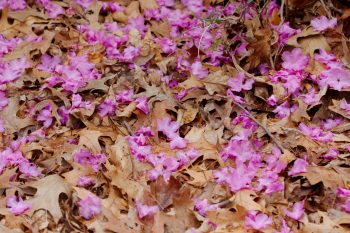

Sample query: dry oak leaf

[207,209,246,233]
[0,97,34,134]
[234,190,263,212]
[139,0,159,10]
[303,166,345,188]
[301,211,347,233]
[152,188,198,233]
[329,99,350,120]
[26,175,71,221]
[287,27,331,57]
[200,70,229,95]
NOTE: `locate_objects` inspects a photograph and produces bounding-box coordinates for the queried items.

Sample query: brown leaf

[0,97,34,134]
[303,166,345,188]
[26,175,71,221]
[200,70,229,95]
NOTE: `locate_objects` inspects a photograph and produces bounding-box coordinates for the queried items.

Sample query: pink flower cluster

[78,194,101,219]
[127,126,198,182]
[0,57,28,85]
[316,49,350,91]
[299,123,333,142]
[0,35,22,57]
[311,16,337,32]
[194,199,218,216]
[136,201,159,219]
[0,0,26,11]
[6,196,31,216]
[58,94,92,125]
[284,201,305,220]
[245,210,272,230]
[157,118,187,149]
[337,188,350,212]
[38,53,101,93]
[98,90,149,117]
[37,0,64,18]
[215,132,286,194]
[0,147,40,177]
[73,149,106,172]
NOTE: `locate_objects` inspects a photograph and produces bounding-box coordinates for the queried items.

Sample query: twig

[198,24,212,58]
[280,0,285,25]
[217,198,233,208]
[123,120,134,136]
[231,55,266,82]
[233,100,285,152]
[320,0,332,18]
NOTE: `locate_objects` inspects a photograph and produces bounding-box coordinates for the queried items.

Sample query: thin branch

[123,120,134,136]
[280,0,285,25]
[233,100,285,152]
[231,55,266,83]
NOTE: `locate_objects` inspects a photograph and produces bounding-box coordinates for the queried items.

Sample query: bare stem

[233,101,285,152]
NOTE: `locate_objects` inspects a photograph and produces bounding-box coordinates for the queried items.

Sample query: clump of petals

[77,176,97,187]
[245,210,273,230]
[284,201,305,221]
[73,149,106,172]
[288,159,308,176]
[194,199,218,216]
[135,97,150,114]
[98,99,116,117]
[6,196,31,216]
[340,99,350,115]
[191,61,208,79]
[136,201,159,219]
[78,194,101,219]
[311,16,337,31]
[281,48,309,71]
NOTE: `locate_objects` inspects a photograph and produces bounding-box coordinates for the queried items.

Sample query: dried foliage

[1,0,350,232]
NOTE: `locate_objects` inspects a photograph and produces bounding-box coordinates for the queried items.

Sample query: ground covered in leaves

[2,0,350,232]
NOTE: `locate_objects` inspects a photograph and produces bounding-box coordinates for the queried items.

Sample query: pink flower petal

[78,194,101,219]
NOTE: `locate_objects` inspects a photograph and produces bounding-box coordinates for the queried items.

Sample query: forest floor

[1,0,350,232]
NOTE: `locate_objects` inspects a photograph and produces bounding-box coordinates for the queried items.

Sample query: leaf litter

[0,0,350,232]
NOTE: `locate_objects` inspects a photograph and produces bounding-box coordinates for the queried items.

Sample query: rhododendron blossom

[288,159,308,176]
[299,123,333,142]
[340,99,350,115]
[157,117,187,149]
[275,22,300,44]
[135,97,150,114]
[319,67,350,91]
[323,148,339,160]
[0,0,26,10]
[245,210,273,230]
[159,38,176,54]
[191,61,208,79]
[281,48,309,71]
[0,57,28,84]
[311,16,337,31]
[37,104,53,128]
[194,199,218,216]
[98,99,116,117]
[73,149,106,172]
[77,176,97,187]
[136,202,159,218]
[78,195,101,219]
[227,72,254,92]
[273,101,297,119]
[6,196,31,216]
[284,201,305,221]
